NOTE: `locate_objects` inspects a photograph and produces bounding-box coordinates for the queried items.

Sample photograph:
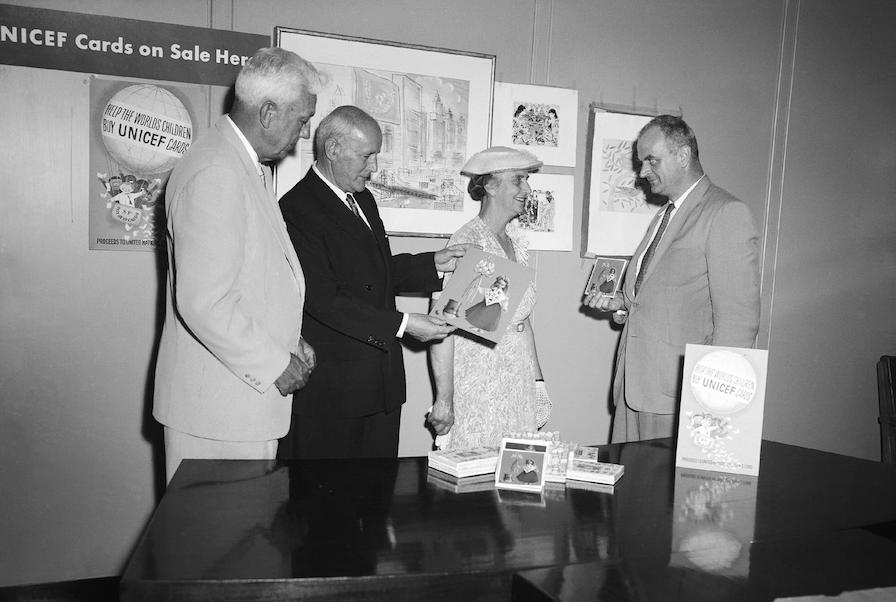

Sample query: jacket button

[364,284,372,291]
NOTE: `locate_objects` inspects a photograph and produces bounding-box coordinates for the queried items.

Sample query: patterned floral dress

[440,217,538,449]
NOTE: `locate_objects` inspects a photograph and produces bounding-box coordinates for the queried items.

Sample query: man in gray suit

[153,48,320,482]
[585,115,760,442]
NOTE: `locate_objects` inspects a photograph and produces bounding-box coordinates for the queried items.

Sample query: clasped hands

[274,337,316,395]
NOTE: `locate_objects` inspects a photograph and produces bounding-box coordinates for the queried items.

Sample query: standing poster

[675,345,769,476]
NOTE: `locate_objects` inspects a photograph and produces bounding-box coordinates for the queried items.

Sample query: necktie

[634,201,674,296]
[346,193,364,221]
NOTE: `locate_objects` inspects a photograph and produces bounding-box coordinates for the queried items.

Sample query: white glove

[535,380,552,429]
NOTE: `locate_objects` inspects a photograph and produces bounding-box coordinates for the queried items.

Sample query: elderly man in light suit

[153,48,320,483]
[585,115,760,442]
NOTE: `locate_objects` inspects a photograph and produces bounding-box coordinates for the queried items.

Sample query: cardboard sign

[675,345,768,476]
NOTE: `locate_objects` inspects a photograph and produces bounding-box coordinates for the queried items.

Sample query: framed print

[431,248,535,344]
[495,437,548,493]
[275,28,495,237]
[492,82,578,167]
[519,173,574,251]
[586,109,662,255]
[584,256,628,297]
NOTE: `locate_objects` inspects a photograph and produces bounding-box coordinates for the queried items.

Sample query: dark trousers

[279,407,402,459]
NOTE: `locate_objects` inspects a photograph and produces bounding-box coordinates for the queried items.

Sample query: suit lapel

[217,118,304,295]
[632,177,712,296]
[305,169,383,250]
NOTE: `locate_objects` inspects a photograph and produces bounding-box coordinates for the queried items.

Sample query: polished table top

[121,439,896,601]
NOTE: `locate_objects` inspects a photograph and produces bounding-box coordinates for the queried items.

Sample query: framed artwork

[431,248,535,344]
[584,256,628,297]
[494,438,548,493]
[491,82,578,167]
[586,108,663,255]
[275,28,495,237]
[519,173,574,251]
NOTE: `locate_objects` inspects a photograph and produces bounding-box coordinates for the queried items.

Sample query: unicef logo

[689,350,757,415]
[100,84,192,176]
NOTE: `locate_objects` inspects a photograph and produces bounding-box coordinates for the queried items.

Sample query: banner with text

[1,3,269,250]
[0,3,268,86]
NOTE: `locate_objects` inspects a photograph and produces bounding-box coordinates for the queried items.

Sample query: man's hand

[434,243,477,273]
[427,398,454,435]
[583,290,627,324]
[274,352,314,396]
[404,313,456,342]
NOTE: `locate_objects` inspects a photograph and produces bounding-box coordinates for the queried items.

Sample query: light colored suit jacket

[153,116,305,441]
[614,176,760,414]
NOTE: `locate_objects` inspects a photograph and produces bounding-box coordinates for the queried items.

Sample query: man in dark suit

[584,115,760,442]
[278,105,469,459]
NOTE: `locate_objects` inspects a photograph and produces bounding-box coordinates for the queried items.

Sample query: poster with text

[675,345,769,476]
[89,77,209,251]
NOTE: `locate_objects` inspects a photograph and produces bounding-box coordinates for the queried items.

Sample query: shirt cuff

[396,312,410,338]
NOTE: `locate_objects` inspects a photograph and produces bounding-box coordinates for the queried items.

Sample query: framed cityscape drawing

[275,28,495,237]
[519,173,573,251]
[585,108,661,255]
[491,82,578,167]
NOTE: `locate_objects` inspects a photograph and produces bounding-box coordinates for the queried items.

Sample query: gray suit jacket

[614,176,760,414]
[153,116,305,441]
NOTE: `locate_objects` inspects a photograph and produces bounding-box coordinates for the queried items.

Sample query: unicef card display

[495,438,548,493]
[675,345,769,476]
[431,248,535,344]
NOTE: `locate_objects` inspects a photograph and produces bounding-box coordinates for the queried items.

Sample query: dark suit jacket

[279,168,442,418]
[614,176,760,414]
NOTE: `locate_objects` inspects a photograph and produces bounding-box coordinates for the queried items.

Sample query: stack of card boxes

[566,446,624,486]
[427,470,495,494]
[427,445,500,478]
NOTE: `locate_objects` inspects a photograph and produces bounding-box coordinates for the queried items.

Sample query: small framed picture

[584,257,628,298]
[494,438,549,493]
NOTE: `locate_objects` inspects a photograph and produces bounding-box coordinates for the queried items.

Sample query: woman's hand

[427,398,455,435]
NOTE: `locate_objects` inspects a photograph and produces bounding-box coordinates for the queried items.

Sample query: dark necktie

[634,201,674,296]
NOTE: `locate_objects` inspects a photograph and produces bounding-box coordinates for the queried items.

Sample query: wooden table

[120,439,896,601]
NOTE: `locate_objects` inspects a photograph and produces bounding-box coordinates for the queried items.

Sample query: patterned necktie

[634,201,674,296]
[345,193,362,219]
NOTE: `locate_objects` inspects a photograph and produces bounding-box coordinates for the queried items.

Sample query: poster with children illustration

[89,76,208,251]
[431,248,535,344]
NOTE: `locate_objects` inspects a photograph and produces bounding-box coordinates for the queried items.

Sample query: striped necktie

[345,193,362,219]
[634,201,674,296]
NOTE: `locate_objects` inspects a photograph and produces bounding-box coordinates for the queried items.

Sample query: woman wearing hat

[427,146,551,449]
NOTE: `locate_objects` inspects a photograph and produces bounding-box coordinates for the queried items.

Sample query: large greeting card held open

[431,248,535,344]
[675,344,769,476]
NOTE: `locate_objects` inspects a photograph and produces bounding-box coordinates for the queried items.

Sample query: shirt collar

[671,174,705,209]
[225,115,263,176]
[312,162,353,202]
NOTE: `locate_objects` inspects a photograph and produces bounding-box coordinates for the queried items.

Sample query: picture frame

[495,437,549,493]
[275,28,495,237]
[519,173,574,251]
[585,108,661,255]
[584,256,628,298]
[491,82,578,167]
[431,248,535,344]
